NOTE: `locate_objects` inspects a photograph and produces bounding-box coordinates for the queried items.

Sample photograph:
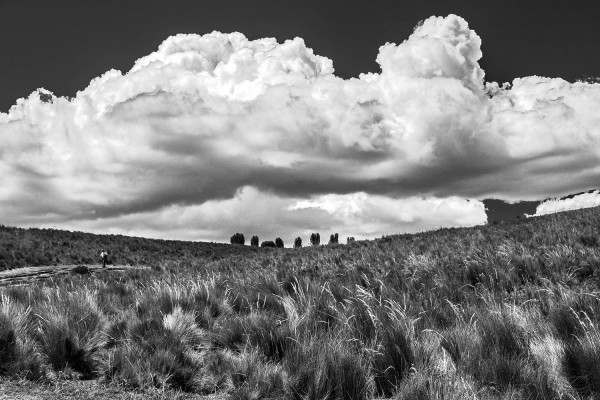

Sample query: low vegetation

[1,207,600,399]
[0,225,256,271]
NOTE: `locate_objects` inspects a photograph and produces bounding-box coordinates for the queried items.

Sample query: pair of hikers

[100,250,109,268]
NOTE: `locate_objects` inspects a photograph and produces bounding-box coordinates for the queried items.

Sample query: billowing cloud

[532,191,600,217]
[289,193,486,239]
[1,14,599,241]
[27,187,486,244]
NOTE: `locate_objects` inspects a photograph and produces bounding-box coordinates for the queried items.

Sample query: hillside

[0,225,258,271]
[0,207,599,399]
[483,188,599,222]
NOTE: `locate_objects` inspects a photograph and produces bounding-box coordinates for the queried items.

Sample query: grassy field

[1,207,600,399]
[0,225,257,271]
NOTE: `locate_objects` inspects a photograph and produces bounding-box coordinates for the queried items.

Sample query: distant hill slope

[0,226,257,271]
[2,202,600,274]
[1,204,600,398]
[484,188,599,223]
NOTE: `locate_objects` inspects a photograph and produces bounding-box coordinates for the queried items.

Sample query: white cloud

[290,192,486,239]
[1,14,599,240]
[532,191,600,216]
[34,187,486,245]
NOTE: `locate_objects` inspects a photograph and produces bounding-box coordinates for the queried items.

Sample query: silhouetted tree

[347,237,356,244]
[329,233,339,244]
[310,233,320,246]
[294,237,302,248]
[275,237,284,248]
[230,233,245,245]
[251,235,259,247]
[260,241,276,248]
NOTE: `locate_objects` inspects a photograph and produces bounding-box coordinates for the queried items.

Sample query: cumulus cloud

[1,14,599,240]
[290,193,486,238]
[532,191,600,217]
[30,187,486,244]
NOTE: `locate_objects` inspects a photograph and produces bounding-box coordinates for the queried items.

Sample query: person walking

[100,249,108,268]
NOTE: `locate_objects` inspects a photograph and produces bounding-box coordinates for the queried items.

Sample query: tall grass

[0,294,45,379]
[1,206,600,398]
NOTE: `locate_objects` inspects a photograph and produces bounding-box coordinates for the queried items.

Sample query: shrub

[275,238,284,248]
[230,233,245,245]
[310,233,320,246]
[347,237,355,244]
[260,241,276,248]
[250,235,259,247]
[71,265,90,274]
[294,237,302,248]
[329,233,339,244]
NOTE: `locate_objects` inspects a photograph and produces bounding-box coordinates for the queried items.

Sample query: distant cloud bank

[532,191,600,217]
[1,14,599,241]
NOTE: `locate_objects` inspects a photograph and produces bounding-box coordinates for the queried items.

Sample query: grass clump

[564,312,600,396]
[285,336,374,400]
[34,288,107,379]
[0,294,45,379]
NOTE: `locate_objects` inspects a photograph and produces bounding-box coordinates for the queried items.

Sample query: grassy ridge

[0,225,257,271]
[1,208,600,399]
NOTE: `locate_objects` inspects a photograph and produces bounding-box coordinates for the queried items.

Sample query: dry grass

[1,207,600,398]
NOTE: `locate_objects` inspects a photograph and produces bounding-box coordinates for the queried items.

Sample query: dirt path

[0,378,225,400]
[0,264,150,286]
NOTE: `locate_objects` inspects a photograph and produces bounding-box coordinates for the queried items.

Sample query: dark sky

[1,0,600,112]
[482,199,540,223]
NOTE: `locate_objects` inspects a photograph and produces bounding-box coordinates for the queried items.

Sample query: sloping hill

[0,206,599,399]
[0,225,257,271]
[3,202,599,272]
[483,188,599,222]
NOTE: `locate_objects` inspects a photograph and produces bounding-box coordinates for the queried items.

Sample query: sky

[1,1,600,244]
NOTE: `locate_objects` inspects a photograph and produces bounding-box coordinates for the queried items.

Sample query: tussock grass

[0,294,45,379]
[564,311,600,395]
[394,370,478,400]
[370,300,417,396]
[34,288,107,379]
[1,206,600,398]
[228,349,287,400]
[285,335,374,400]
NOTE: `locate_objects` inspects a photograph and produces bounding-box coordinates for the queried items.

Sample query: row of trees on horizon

[229,232,356,248]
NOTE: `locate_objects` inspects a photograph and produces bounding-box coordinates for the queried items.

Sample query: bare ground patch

[0,378,226,400]
[0,264,150,286]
